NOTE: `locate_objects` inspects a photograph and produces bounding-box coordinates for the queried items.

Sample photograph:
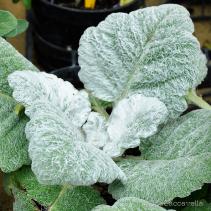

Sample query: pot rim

[34,32,76,53]
[36,0,142,14]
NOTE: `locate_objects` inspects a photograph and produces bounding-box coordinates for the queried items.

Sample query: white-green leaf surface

[0,38,36,172]
[0,94,30,172]
[92,197,173,211]
[83,112,109,148]
[0,37,38,95]
[78,4,207,118]
[140,109,211,159]
[9,71,90,127]
[103,94,168,157]
[109,110,211,205]
[9,71,125,185]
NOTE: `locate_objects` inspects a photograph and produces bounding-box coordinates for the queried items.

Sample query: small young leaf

[9,71,125,185]
[89,94,112,118]
[0,10,17,37]
[78,4,207,118]
[5,19,28,38]
[83,112,109,148]
[92,197,174,211]
[104,94,168,157]
[109,110,211,205]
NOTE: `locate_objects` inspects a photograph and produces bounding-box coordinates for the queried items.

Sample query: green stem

[14,104,25,116]
[49,185,70,211]
[0,91,25,116]
[186,89,211,110]
[89,94,110,119]
[93,105,109,119]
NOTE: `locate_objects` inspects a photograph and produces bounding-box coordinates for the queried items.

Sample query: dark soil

[0,172,12,211]
[48,0,122,10]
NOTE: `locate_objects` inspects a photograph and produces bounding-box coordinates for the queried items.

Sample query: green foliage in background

[12,0,31,9]
[0,10,28,38]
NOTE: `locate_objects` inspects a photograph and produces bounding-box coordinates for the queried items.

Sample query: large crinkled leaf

[0,10,17,36]
[0,37,38,96]
[109,154,211,205]
[0,38,38,172]
[0,94,30,172]
[83,112,109,149]
[103,94,168,157]
[7,167,105,211]
[78,4,207,118]
[26,109,125,185]
[109,110,211,205]
[92,197,173,211]
[9,71,125,185]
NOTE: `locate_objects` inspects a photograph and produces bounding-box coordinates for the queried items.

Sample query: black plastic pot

[51,65,83,89]
[199,48,211,88]
[165,0,211,4]
[31,0,143,49]
[30,0,143,71]
[33,32,78,71]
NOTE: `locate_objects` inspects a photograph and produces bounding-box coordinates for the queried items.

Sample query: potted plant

[0,4,211,210]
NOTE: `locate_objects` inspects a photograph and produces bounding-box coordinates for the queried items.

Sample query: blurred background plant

[0,9,28,38]
[12,0,31,9]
